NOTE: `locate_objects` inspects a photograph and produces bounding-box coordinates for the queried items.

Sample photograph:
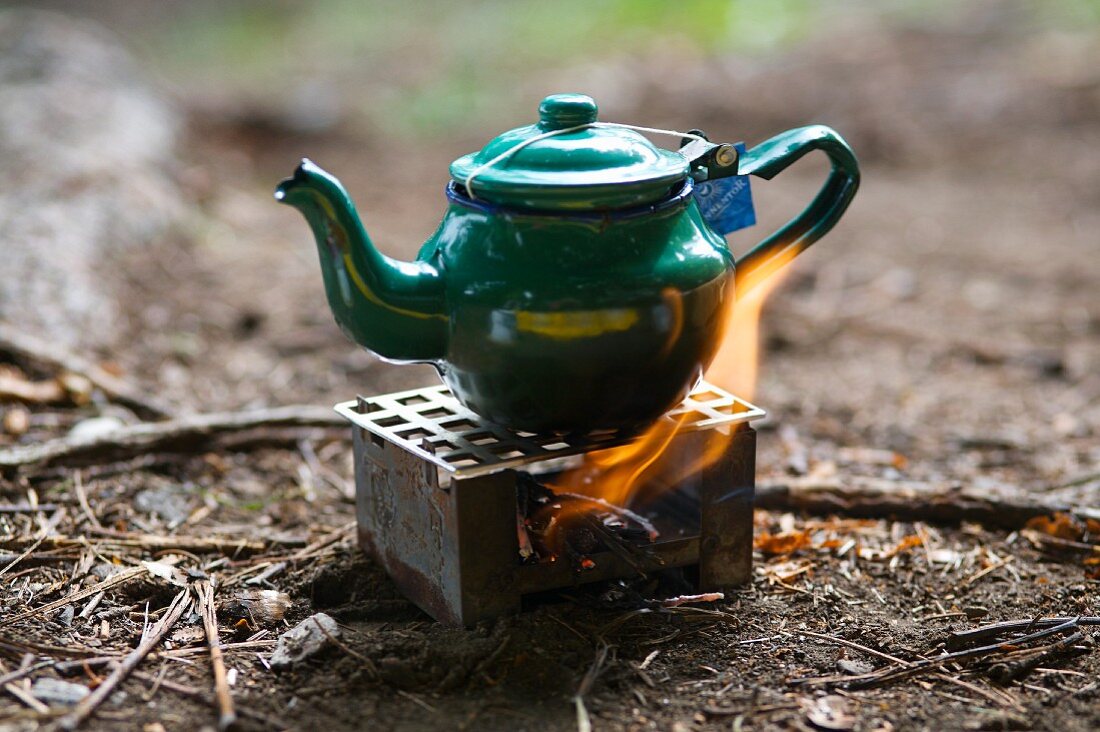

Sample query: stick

[58,590,191,730]
[850,618,1082,689]
[73,471,103,530]
[195,580,236,730]
[2,530,277,554]
[86,528,272,553]
[0,503,60,513]
[286,522,354,562]
[755,477,1100,529]
[0,660,52,687]
[0,405,345,475]
[0,322,173,420]
[946,616,1100,650]
[0,656,49,714]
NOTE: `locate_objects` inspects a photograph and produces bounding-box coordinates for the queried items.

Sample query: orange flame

[705,251,794,402]
[544,250,798,530]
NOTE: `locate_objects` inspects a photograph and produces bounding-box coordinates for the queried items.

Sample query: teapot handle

[732,125,860,296]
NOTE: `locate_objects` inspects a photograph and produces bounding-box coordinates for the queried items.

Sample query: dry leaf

[891,535,923,555]
[755,530,811,556]
[804,695,856,731]
[1025,513,1083,541]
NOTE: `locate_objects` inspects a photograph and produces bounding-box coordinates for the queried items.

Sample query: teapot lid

[449,94,689,211]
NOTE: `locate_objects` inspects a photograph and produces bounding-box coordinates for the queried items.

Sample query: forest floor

[2,6,1100,731]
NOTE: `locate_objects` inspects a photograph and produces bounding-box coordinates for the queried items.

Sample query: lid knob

[538,93,598,131]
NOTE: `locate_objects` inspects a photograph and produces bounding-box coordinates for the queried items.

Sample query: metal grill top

[336,380,764,479]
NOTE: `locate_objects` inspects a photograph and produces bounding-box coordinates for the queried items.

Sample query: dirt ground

[2,4,1100,731]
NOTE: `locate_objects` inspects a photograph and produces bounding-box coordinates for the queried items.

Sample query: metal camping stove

[337,382,763,627]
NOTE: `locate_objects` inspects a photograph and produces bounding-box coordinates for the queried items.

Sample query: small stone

[55,604,75,626]
[269,612,340,671]
[837,658,873,676]
[804,694,856,730]
[133,483,194,526]
[68,416,124,441]
[963,606,990,619]
[31,677,89,706]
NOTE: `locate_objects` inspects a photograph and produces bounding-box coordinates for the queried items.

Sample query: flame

[705,250,795,402]
[538,249,798,554]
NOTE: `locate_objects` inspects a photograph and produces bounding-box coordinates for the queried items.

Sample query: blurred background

[1,0,1098,495]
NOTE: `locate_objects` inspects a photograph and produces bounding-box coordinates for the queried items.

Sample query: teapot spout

[275,160,447,362]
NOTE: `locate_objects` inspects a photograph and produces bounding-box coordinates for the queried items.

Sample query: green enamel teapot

[276,93,859,434]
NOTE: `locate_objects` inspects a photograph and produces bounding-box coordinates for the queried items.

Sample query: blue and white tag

[693,142,755,236]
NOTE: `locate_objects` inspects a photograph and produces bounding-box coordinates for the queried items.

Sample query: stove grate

[335,380,763,478]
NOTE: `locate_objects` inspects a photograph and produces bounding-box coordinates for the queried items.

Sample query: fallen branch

[755,477,1100,529]
[946,616,1100,651]
[850,617,1082,690]
[0,322,173,420]
[0,405,345,476]
[195,580,236,731]
[58,589,191,730]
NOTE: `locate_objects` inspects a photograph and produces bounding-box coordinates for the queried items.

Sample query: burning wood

[516,472,660,572]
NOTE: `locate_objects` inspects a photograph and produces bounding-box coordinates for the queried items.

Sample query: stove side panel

[354,427,464,625]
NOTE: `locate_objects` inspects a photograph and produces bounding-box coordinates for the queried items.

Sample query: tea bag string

[463,123,709,199]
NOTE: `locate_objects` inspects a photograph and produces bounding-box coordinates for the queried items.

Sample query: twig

[0,503,60,513]
[960,555,1014,587]
[794,629,1026,710]
[73,471,103,530]
[2,530,271,554]
[576,642,610,699]
[946,616,1100,650]
[88,528,270,554]
[0,564,147,627]
[195,580,236,731]
[574,696,592,732]
[850,617,1082,689]
[0,660,52,687]
[0,405,345,475]
[286,522,354,562]
[0,656,49,714]
[1020,529,1100,554]
[557,492,659,540]
[987,632,1088,683]
[755,478,1099,530]
[0,507,66,580]
[58,589,191,730]
[314,617,379,679]
[795,629,909,666]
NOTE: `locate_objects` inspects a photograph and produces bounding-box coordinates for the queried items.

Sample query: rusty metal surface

[699,427,756,589]
[337,380,763,479]
[349,385,760,627]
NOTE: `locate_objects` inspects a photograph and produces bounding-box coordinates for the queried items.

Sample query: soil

[2,5,1099,732]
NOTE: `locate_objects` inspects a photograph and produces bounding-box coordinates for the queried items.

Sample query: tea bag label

[693,142,755,236]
